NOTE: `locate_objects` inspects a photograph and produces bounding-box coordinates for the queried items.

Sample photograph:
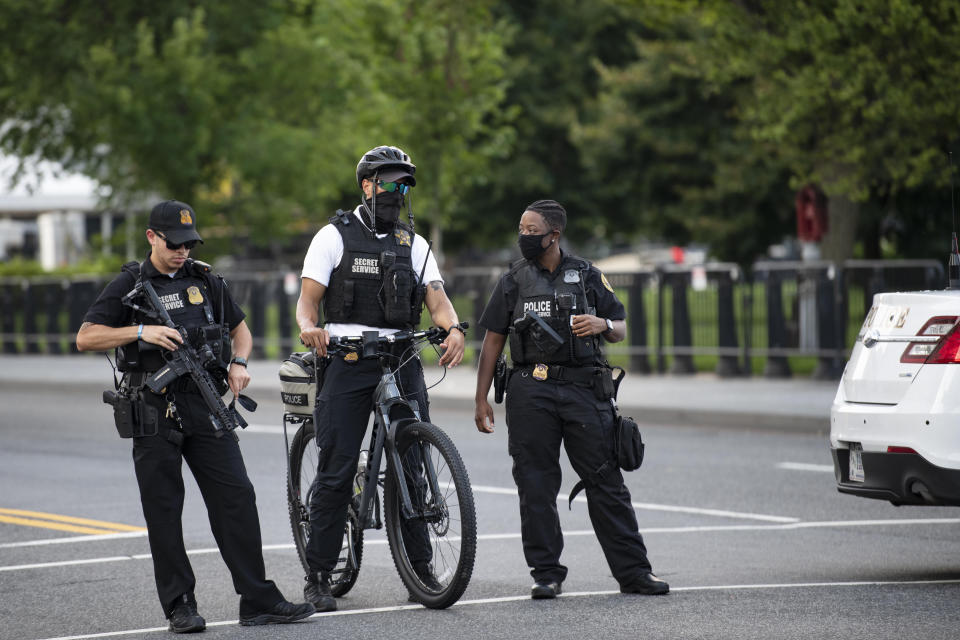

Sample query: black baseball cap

[148,200,203,245]
[376,167,416,185]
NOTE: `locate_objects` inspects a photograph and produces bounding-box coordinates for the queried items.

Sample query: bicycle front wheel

[287,418,363,598]
[384,421,477,609]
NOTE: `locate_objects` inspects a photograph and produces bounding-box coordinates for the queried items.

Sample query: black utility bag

[567,367,643,509]
[615,413,644,471]
[609,367,644,471]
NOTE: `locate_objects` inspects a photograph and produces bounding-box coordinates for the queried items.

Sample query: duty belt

[515,363,602,385]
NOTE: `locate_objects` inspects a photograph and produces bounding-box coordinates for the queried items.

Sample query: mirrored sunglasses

[376,180,411,195]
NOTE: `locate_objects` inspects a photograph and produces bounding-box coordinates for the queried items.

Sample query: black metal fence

[0,259,945,378]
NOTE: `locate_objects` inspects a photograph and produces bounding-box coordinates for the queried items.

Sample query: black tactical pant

[306,354,432,574]
[505,370,653,585]
[132,390,283,618]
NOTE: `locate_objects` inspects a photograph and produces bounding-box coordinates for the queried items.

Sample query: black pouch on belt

[134,392,159,438]
[592,367,615,401]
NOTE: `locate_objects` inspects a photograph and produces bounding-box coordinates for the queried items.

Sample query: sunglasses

[155,231,198,251]
[376,180,411,195]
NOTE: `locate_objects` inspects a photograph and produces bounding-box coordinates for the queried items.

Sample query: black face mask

[518,232,554,260]
[366,191,404,233]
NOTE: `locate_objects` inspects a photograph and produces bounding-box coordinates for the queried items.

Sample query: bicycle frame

[354,350,442,530]
[286,322,475,607]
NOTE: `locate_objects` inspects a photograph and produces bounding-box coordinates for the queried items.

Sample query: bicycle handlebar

[325,322,469,355]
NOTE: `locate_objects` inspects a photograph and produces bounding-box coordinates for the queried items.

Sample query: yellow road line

[0,508,145,533]
[0,515,121,535]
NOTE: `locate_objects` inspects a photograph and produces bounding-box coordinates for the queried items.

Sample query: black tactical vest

[507,255,602,366]
[322,210,422,329]
[117,259,231,373]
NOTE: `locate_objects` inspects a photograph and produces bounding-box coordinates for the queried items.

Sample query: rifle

[512,309,565,352]
[124,279,247,437]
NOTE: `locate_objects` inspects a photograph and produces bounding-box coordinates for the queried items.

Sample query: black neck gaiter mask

[518,232,553,261]
[366,192,404,233]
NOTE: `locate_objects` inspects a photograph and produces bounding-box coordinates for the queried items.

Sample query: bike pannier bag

[279,351,317,415]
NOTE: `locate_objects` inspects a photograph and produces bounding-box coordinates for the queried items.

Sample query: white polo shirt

[301,206,442,337]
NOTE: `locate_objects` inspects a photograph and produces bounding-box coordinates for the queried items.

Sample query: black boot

[304,572,337,612]
[531,580,562,599]
[619,572,669,595]
[168,594,205,634]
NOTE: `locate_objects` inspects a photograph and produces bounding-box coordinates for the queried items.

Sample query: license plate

[848,443,865,482]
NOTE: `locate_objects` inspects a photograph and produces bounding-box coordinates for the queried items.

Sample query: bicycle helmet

[355,145,417,188]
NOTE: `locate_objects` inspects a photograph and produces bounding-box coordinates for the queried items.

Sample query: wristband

[137,324,144,340]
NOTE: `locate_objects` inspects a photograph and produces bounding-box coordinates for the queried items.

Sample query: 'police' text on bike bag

[279,351,323,415]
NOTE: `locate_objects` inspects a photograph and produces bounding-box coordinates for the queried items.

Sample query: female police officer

[77,200,314,631]
[473,199,668,599]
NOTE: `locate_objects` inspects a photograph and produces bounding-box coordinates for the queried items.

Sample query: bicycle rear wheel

[384,421,476,609]
[287,418,363,597]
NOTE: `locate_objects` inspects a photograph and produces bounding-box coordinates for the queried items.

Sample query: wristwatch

[603,318,614,334]
[230,357,248,368]
[447,323,467,335]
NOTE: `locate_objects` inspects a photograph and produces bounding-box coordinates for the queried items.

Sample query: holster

[103,386,159,439]
[592,367,615,402]
[494,355,508,404]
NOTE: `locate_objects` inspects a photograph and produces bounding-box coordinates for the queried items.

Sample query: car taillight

[887,446,918,454]
[900,316,959,364]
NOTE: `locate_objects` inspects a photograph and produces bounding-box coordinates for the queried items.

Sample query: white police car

[830,288,960,506]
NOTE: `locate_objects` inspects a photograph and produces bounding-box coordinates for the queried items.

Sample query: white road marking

[34,578,960,640]
[5,518,960,574]
[777,462,834,472]
[1,484,798,552]
[472,484,799,523]
[243,423,286,435]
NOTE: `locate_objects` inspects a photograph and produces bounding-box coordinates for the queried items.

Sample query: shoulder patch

[394,227,412,247]
[600,272,614,293]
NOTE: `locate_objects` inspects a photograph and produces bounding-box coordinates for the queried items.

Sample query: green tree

[0,0,514,263]
[573,12,793,265]
[693,0,960,260]
[450,0,647,255]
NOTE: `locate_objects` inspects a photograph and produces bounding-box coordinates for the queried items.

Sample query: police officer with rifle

[473,199,668,600]
[77,200,314,632]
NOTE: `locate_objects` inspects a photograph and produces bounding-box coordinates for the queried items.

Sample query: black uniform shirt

[84,253,246,330]
[479,251,626,335]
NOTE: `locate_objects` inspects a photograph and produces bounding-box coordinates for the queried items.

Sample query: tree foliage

[2,0,960,266]
[0,0,512,258]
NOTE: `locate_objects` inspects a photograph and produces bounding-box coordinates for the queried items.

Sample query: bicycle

[284,325,477,609]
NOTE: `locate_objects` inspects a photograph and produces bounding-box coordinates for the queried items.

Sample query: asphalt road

[1,387,959,640]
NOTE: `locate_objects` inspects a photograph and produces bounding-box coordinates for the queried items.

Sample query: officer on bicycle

[296,145,466,610]
[473,199,669,599]
[76,200,314,631]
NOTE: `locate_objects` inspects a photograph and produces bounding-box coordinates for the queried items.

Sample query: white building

[0,156,119,270]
